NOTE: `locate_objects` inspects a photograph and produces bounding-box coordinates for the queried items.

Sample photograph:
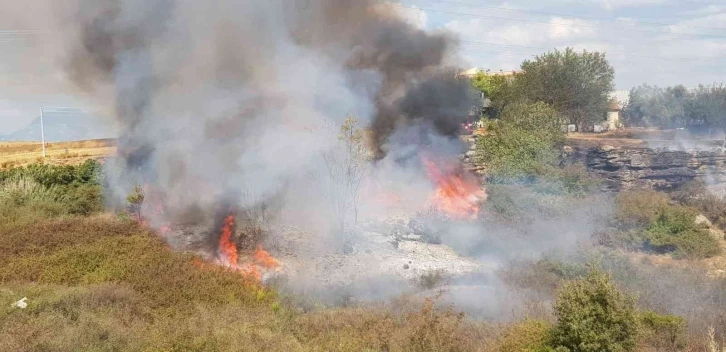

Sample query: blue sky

[396,0,725,88]
[0,0,724,134]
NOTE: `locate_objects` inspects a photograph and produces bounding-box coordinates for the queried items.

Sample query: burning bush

[421,155,486,220]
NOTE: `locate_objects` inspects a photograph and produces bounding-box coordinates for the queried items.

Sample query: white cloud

[595,0,666,11]
[549,17,596,39]
[436,2,725,89]
[445,15,597,48]
[672,13,726,29]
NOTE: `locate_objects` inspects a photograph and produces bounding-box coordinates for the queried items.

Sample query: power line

[390,3,726,39]
[414,0,726,31]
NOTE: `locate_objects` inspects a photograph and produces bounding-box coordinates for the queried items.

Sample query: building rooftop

[459,67,520,78]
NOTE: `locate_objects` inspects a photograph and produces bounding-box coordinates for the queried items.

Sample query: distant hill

[0,109,117,142]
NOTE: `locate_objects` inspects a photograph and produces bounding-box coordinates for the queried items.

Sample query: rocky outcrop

[565,144,726,191]
[460,135,485,175]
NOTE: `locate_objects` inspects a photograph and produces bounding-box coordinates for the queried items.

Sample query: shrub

[638,310,686,350]
[56,184,104,215]
[608,190,722,258]
[477,102,564,180]
[672,180,726,229]
[0,159,102,187]
[416,270,447,290]
[644,206,721,259]
[498,319,552,352]
[535,164,599,197]
[614,190,670,227]
[126,184,145,221]
[484,184,572,223]
[0,177,57,206]
[550,269,638,352]
[0,161,105,219]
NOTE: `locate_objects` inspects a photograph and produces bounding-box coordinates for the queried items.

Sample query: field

[3,137,726,351]
[0,139,116,169]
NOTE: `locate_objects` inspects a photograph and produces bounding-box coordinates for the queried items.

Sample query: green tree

[476,102,564,180]
[471,72,511,116]
[691,84,726,132]
[550,269,638,352]
[622,83,726,129]
[622,84,690,128]
[517,48,615,131]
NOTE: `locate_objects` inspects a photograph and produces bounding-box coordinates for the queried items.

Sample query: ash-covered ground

[268,210,493,305]
[160,207,495,305]
[272,213,486,284]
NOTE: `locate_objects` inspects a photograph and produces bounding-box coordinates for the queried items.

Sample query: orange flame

[215,215,280,281]
[138,184,171,235]
[422,156,486,220]
[217,215,238,267]
[254,245,280,269]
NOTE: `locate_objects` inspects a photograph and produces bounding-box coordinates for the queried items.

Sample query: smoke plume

[55,0,479,229]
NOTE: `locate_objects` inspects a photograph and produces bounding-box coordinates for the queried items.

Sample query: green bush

[498,319,552,352]
[645,206,721,259]
[0,159,102,187]
[0,161,104,219]
[607,190,721,259]
[550,269,638,352]
[638,310,686,351]
[477,102,564,180]
[0,177,57,206]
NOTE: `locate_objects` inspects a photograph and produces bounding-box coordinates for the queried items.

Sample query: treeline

[623,84,726,129]
[472,47,615,131]
[471,48,614,183]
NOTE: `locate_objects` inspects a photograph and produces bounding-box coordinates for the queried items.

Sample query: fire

[254,245,280,269]
[422,156,486,220]
[137,184,171,235]
[217,215,238,267]
[215,215,280,281]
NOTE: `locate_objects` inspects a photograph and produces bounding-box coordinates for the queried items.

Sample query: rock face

[565,145,726,191]
[460,135,485,175]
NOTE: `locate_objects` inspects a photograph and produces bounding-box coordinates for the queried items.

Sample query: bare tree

[317,116,371,234]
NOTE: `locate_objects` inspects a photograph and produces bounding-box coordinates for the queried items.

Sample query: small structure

[458,67,520,79]
[606,100,622,130]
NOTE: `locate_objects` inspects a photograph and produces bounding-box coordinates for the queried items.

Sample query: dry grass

[0,211,500,352]
[0,139,116,169]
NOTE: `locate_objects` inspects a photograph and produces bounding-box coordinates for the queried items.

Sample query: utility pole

[40,107,46,158]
